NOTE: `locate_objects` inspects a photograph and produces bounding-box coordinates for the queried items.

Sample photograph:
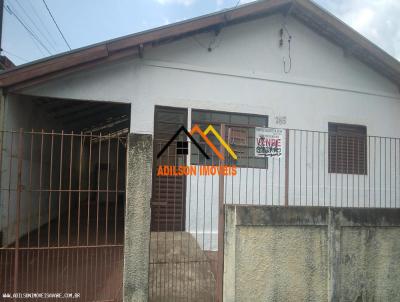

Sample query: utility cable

[14,0,57,52]
[27,0,59,48]
[281,23,292,73]
[42,0,71,50]
[5,4,52,55]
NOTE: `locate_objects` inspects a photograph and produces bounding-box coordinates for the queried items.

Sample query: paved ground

[149,232,216,302]
[0,201,124,302]
[1,203,215,301]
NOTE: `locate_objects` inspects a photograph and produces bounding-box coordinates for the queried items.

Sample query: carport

[0,94,130,302]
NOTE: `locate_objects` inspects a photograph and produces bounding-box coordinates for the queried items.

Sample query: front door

[152,106,187,231]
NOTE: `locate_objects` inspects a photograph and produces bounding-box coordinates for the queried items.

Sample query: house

[0,0,399,301]
[0,56,15,70]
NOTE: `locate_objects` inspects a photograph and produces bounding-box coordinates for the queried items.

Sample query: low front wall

[223,206,400,302]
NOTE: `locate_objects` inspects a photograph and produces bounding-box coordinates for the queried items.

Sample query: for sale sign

[255,127,285,158]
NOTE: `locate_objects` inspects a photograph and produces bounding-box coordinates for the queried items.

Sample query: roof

[0,56,15,70]
[1,0,400,91]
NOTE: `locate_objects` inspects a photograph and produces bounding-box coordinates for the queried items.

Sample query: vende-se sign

[255,127,285,158]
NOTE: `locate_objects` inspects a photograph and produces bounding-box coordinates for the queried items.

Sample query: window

[328,123,367,174]
[191,110,268,168]
[176,141,189,155]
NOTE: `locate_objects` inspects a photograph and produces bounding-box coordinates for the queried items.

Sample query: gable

[2,0,400,92]
[22,13,399,100]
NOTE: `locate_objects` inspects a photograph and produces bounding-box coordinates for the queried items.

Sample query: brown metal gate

[150,111,232,302]
[149,119,274,302]
[0,130,127,301]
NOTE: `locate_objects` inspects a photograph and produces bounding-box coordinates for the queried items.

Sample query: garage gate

[0,129,127,301]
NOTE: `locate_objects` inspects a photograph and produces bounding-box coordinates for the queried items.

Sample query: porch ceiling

[33,97,130,134]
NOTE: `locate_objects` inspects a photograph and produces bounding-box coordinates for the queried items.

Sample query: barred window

[191,110,268,168]
[328,123,367,175]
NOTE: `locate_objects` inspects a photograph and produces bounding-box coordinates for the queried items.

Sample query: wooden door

[152,106,187,231]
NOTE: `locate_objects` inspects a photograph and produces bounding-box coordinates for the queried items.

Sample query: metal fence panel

[0,130,126,302]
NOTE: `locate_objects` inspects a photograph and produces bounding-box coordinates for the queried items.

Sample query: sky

[2,0,400,66]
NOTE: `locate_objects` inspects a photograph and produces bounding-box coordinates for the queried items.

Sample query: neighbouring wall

[224,206,400,302]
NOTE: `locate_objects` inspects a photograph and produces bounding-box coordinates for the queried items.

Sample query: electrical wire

[191,35,208,49]
[192,0,245,52]
[282,23,292,73]
[4,3,46,56]
[194,0,244,52]
[5,4,52,55]
[192,32,223,52]
[26,0,59,48]
[13,0,57,52]
[283,37,292,73]
[42,0,71,50]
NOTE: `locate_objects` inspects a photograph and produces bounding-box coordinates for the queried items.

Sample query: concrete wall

[123,133,152,302]
[224,206,400,302]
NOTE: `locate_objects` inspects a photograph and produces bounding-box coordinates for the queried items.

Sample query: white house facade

[1,1,400,300]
